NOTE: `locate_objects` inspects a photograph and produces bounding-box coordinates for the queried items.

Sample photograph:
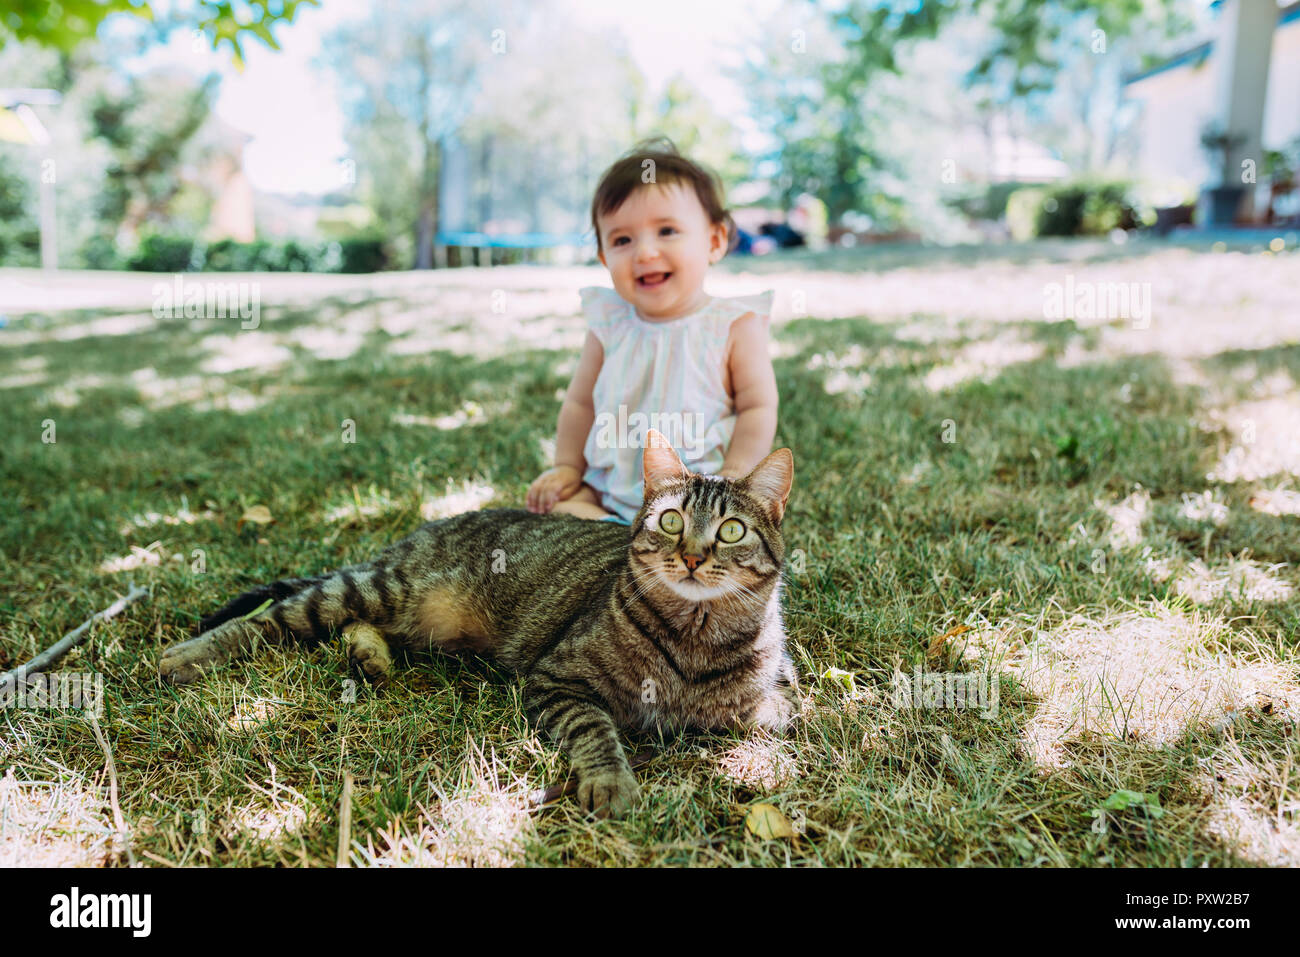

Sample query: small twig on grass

[0,582,150,690]
[527,749,656,810]
[0,583,148,867]
[337,771,353,868]
[87,710,138,868]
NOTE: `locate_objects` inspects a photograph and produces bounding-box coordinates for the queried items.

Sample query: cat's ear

[643,428,688,496]
[736,448,794,523]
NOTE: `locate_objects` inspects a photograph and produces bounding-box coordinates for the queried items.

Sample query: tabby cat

[159,430,799,818]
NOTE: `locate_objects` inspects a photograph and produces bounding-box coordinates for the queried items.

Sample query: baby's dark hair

[590,137,737,258]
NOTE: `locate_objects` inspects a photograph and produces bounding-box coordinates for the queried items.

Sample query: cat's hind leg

[344,622,393,687]
[158,616,267,685]
[161,564,396,685]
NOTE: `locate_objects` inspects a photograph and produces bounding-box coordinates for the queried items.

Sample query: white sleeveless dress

[578,285,775,523]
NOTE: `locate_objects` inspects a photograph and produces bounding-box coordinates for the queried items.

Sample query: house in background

[186,116,256,243]
[1122,0,1300,224]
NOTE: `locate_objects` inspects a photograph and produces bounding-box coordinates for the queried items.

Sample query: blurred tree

[321,0,513,269]
[0,147,41,266]
[86,71,219,245]
[638,75,749,187]
[0,0,317,70]
[457,15,630,240]
[324,3,698,264]
[746,0,1201,232]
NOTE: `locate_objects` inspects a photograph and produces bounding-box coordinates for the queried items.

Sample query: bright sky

[111,0,782,195]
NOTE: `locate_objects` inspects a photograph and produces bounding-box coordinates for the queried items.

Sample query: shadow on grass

[1,289,1297,865]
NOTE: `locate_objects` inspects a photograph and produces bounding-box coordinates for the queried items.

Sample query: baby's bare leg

[551,483,615,520]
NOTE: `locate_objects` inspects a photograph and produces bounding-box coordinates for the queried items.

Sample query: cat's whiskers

[623,560,671,610]
[717,577,761,608]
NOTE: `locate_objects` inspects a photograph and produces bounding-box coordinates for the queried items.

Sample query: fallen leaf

[820,667,857,694]
[1096,789,1165,818]
[745,803,795,840]
[927,623,972,659]
[241,599,273,621]
[239,505,274,530]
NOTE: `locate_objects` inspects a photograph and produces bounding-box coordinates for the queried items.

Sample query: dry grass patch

[967,603,1298,772]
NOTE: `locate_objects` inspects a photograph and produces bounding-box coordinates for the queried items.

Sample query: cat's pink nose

[682,553,705,571]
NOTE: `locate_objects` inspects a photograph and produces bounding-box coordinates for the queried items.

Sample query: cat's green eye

[659,509,684,534]
[718,518,746,543]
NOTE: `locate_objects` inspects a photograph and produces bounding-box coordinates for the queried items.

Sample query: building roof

[1123,0,1300,86]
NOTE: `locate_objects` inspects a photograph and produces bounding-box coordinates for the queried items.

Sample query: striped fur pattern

[159,431,798,818]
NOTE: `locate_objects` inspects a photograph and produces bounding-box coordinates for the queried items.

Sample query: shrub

[277,240,318,272]
[1004,179,1139,239]
[127,234,195,272]
[77,234,125,270]
[946,181,1036,222]
[121,234,391,272]
[335,236,389,273]
[1006,187,1046,241]
[0,155,41,267]
[199,239,282,271]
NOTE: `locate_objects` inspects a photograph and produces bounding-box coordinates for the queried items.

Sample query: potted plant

[1263,143,1297,224]
[1137,179,1198,236]
[1199,124,1247,226]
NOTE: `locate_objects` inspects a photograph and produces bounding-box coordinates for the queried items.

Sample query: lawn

[1,234,1298,866]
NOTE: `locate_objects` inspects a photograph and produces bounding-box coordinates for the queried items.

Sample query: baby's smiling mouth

[637,272,671,289]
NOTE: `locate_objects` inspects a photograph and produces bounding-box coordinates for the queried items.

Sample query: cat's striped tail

[164,564,396,684]
[194,575,329,635]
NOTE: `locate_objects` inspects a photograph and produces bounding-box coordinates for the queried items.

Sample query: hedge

[1005,179,1140,240]
[124,235,390,272]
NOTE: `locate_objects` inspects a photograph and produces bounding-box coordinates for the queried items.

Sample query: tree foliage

[87,72,219,241]
[0,0,319,69]
[747,0,1202,230]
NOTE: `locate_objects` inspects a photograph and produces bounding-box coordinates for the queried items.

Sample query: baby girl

[525,138,778,523]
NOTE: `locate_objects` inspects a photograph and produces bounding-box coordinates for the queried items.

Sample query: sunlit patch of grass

[0,767,116,867]
[392,398,511,431]
[350,743,534,867]
[117,499,218,536]
[1196,732,1300,867]
[226,696,290,732]
[421,479,497,520]
[197,331,295,375]
[1172,557,1295,605]
[715,735,799,791]
[1197,366,1300,484]
[129,367,270,414]
[923,332,1047,392]
[1096,486,1151,550]
[804,345,876,395]
[1176,488,1230,525]
[1251,487,1300,517]
[971,603,1298,772]
[98,541,186,575]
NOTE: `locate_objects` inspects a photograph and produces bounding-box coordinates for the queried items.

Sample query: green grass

[2,239,1298,866]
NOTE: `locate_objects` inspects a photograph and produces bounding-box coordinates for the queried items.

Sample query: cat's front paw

[752,684,800,732]
[159,637,220,685]
[576,766,640,819]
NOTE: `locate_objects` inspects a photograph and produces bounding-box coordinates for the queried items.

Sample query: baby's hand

[527,465,583,513]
